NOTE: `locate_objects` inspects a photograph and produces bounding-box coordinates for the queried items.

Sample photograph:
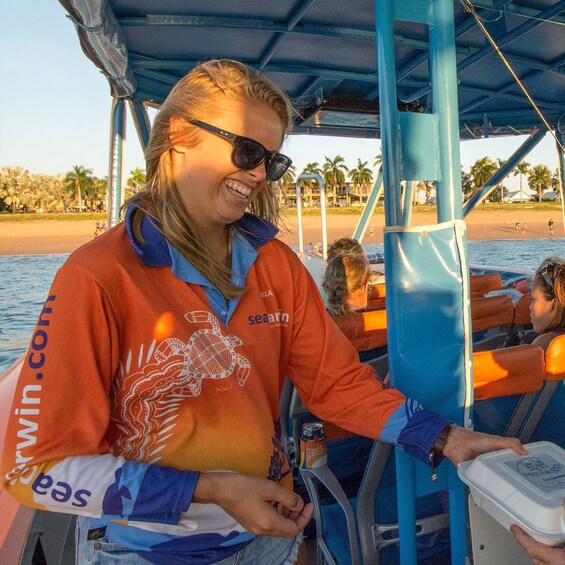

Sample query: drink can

[300,422,328,468]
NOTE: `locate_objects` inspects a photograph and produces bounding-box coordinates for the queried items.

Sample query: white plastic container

[458,441,565,547]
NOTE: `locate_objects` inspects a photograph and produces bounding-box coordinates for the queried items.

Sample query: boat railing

[295,174,327,260]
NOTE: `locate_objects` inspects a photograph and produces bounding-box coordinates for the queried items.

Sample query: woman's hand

[194,472,313,537]
[442,426,528,465]
[511,524,565,565]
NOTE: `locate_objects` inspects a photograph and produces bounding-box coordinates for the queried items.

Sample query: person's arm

[440,425,527,465]
[281,245,527,466]
[1,263,197,524]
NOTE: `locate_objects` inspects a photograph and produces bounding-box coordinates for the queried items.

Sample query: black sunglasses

[189,120,292,181]
[536,262,559,290]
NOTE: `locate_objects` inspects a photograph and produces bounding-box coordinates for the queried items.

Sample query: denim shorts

[75,516,151,564]
[75,516,304,564]
[213,532,304,565]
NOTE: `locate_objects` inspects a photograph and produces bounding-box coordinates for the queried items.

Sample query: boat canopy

[59,0,565,141]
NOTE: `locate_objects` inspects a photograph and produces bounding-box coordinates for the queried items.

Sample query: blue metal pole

[556,127,565,237]
[374,0,402,228]
[375,2,418,560]
[430,2,467,561]
[107,98,126,227]
[395,450,418,565]
[129,100,151,150]
[352,169,383,242]
[430,0,462,223]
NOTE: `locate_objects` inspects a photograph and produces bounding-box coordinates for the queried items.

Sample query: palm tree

[278,164,296,205]
[490,158,508,203]
[373,153,382,170]
[551,168,561,193]
[461,167,474,201]
[348,159,373,204]
[45,174,68,212]
[528,164,552,203]
[470,157,498,191]
[322,155,348,206]
[512,161,531,203]
[281,165,296,187]
[124,168,146,200]
[64,165,94,211]
[0,166,33,213]
[469,156,499,204]
[301,162,322,207]
[128,168,146,193]
[92,176,108,211]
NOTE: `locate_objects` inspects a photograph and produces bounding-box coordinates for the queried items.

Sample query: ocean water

[1,237,564,373]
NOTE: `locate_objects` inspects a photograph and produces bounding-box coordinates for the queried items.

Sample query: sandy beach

[0,209,560,255]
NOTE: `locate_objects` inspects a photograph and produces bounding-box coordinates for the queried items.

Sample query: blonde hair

[124,59,294,298]
[322,254,371,316]
[533,256,565,331]
[326,237,363,261]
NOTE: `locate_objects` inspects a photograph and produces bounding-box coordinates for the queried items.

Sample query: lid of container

[458,441,565,537]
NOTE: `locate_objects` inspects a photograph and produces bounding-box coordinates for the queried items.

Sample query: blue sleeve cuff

[396,409,451,465]
[103,464,200,525]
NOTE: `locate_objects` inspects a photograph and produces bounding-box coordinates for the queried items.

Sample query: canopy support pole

[556,126,565,236]
[107,98,127,227]
[352,167,383,242]
[375,1,469,563]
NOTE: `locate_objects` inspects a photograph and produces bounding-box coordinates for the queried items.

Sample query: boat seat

[518,334,565,445]
[472,345,545,401]
[367,283,386,311]
[505,293,535,346]
[471,294,515,351]
[302,437,450,564]
[369,282,386,299]
[470,273,502,298]
[332,309,387,358]
[472,345,545,438]
[513,294,532,326]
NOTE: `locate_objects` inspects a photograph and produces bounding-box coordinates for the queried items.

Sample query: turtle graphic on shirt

[155,311,250,395]
[114,311,250,461]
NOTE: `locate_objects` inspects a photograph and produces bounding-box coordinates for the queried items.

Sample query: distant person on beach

[521,222,528,235]
[528,257,565,351]
[515,222,521,232]
[322,253,372,316]
[93,219,101,238]
[2,59,526,565]
[548,218,554,235]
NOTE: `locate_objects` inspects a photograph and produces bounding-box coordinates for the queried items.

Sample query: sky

[1,2,560,192]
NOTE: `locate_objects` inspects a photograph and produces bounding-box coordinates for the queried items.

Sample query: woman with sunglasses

[2,59,526,565]
[529,257,565,351]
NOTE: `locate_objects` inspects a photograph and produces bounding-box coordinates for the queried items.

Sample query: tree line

[288,155,559,206]
[0,166,146,214]
[0,156,559,214]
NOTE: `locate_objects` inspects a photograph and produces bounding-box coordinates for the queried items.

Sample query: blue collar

[125,206,278,267]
